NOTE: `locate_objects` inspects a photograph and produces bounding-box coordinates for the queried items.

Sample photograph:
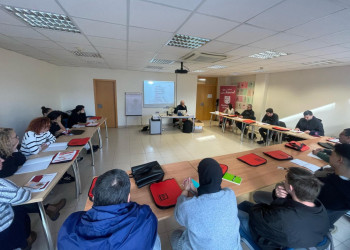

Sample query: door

[196,84,217,120]
[93,79,117,128]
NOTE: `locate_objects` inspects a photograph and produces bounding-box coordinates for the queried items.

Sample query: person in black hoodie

[67,105,87,128]
[0,128,25,178]
[238,167,329,250]
[257,108,279,144]
[295,110,324,136]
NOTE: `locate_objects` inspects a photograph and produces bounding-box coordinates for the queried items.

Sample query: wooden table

[189,137,327,197]
[7,117,107,250]
[84,161,199,220]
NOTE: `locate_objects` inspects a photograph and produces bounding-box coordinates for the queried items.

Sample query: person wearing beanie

[171,158,241,250]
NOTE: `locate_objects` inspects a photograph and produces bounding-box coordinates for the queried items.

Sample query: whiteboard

[125,92,142,116]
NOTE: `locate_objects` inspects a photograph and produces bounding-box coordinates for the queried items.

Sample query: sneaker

[45,198,66,221]
[87,145,99,154]
[257,140,265,144]
[24,231,37,250]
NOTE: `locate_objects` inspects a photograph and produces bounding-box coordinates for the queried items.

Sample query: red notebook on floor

[68,137,90,146]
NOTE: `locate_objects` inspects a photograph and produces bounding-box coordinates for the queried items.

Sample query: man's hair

[266,108,273,113]
[334,144,350,168]
[286,167,322,202]
[93,169,131,206]
[344,128,350,137]
[303,110,313,116]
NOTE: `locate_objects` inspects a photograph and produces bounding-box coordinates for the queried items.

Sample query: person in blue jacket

[58,169,161,250]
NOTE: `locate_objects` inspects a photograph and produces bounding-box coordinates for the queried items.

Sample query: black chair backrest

[278,121,287,128]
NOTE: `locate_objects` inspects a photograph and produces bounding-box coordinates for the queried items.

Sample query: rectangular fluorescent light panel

[4,6,80,33]
[302,59,341,66]
[193,69,206,73]
[167,34,210,49]
[249,50,288,59]
[207,65,227,69]
[150,59,175,64]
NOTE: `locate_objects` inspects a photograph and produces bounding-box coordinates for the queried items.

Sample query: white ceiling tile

[278,39,330,53]
[286,9,350,38]
[157,45,192,56]
[226,46,265,57]
[35,29,91,44]
[153,53,180,61]
[247,0,344,31]
[57,42,97,52]
[199,41,241,54]
[0,0,65,14]
[14,37,62,49]
[130,0,191,32]
[73,18,126,40]
[178,13,239,39]
[0,34,23,44]
[147,0,202,11]
[0,41,35,52]
[128,41,163,52]
[300,45,350,57]
[97,47,127,56]
[217,24,277,44]
[0,8,27,26]
[340,43,350,49]
[198,0,284,22]
[0,24,47,39]
[270,53,309,62]
[58,0,127,25]
[250,32,306,49]
[318,29,350,45]
[319,52,350,59]
[87,36,127,49]
[129,27,172,44]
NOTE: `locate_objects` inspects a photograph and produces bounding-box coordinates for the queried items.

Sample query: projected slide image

[144,81,175,107]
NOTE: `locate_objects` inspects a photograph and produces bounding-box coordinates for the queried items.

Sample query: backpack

[183,120,193,133]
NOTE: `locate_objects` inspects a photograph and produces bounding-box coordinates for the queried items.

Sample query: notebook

[51,150,80,164]
[24,173,57,192]
[222,173,242,185]
[15,155,54,175]
[43,142,68,152]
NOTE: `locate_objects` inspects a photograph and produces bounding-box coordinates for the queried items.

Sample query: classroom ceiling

[1,0,350,76]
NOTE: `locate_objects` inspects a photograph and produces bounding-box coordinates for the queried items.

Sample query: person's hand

[294,128,300,131]
[182,177,192,191]
[275,184,288,198]
[304,130,310,134]
[312,148,322,155]
[41,143,49,151]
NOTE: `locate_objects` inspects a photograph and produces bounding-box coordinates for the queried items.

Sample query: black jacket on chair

[249,198,329,250]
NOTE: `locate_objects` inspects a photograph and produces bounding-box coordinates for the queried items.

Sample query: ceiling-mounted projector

[175,62,188,74]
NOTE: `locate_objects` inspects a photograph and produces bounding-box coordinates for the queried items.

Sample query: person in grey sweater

[171,158,242,250]
[0,157,36,249]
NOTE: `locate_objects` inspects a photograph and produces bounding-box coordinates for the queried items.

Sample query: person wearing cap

[171,158,241,250]
[295,110,324,136]
[312,128,350,163]
[67,105,87,128]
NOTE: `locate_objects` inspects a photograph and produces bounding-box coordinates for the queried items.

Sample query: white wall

[57,67,197,126]
[0,48,60,137]
[264,66,350,136]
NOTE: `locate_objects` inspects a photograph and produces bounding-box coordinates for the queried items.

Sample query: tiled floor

[30,121,350,249]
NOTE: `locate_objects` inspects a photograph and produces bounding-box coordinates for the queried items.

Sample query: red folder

[68,137,90,146]
[150,178,182,209]
[272,126,291,131]
[89,116,102,120]
[220,164,228,175]
[242,119,256,124]
[237,153,267,167]
[263,150,293,160]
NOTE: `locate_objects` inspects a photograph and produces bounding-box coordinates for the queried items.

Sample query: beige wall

[0,48,60,137]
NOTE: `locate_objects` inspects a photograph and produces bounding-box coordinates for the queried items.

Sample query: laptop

[177,110,187,116]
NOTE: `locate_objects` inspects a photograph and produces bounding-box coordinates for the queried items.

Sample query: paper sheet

[290,159,320,173]
[43,142,68,152]
[15,155,54,174]
[307,152,322,160]
[24,173,57,192]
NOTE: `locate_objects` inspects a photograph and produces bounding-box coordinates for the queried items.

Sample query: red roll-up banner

[219,85,237,112]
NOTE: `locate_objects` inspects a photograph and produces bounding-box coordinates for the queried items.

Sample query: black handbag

[130,161,164,188]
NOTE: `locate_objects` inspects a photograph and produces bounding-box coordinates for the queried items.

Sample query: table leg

[88,140,95,166]
[97,127,102,149]
[38,202,54,250]
[251,125,255,140]
[241,123,246,141]
[266,129,270,146]
[222,117,226,133]
[104,120,108,138]
[72,159,82,196]
[192,118,195,133]
[278,132,283,144]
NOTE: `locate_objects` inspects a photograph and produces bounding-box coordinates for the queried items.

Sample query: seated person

[0,128,26,178]
[58,169,161,250]
[47,111,67,137]
[312,128,350,163]
[171,158,241,250]
[67,105,87,128]
[239,167,329,249]
[173,100,188,128]
[295,110,324,136]
[42,106,70,128]
[20,117,56,156]
[257,108,279,144]
[236,104,255,133]
[220,103,235,128]
[0,168,35,250]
